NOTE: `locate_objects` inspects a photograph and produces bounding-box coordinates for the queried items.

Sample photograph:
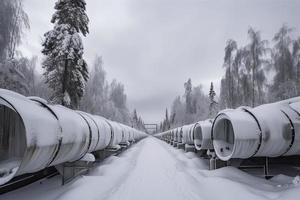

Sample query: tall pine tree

[184,78,193,114]
[42,0,89,108]
[208,82,217,117]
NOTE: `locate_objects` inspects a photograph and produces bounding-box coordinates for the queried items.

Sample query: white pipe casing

[76,111,100,153]
[0,90,62,184]
[174,128,180,143]
[169,130,174,141]
[46,105,90,164]
[106,120,123,147]
[178,127,183,143]
[181,124,194,145]
[245,103,292,157]
[213,108,263,161]
[128,127,134,142]
[120,124,130,144]
[212,97,300,161]
[283,102,300,155]
[171,129,176,142]
[91,115,112,151]
[193,119,213,150]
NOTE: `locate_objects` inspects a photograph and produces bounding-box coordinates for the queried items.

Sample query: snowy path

[3,137,300,200]
[104,137,205,200]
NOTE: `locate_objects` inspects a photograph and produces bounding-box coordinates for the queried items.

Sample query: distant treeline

[160,25,300,131]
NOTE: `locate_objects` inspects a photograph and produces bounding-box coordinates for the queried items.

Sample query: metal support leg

[264,157,269,179]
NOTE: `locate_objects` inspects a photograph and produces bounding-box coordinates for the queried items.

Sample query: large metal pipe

[174,128,181,143]
[90,115,112,151]
[0,89,147,185]
[106,120,123,148]
[192,120,213,150]
[212,97,300,161]
[181,124,194,145]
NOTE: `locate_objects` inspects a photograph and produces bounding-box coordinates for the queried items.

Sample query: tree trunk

[62,59,69,106]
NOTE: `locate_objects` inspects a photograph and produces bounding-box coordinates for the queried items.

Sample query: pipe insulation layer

[0,89,147,185]
[181,124,194,145]
[212,97,300,161]
[193,120,213,150]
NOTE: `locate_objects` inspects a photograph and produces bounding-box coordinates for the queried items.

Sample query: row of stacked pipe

[0,89,147,185]
[155,96,300,163]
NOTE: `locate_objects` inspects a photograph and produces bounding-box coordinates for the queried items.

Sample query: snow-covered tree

[220,29,268,108]
[292,38,300,95]
[246,27,268,106]
[184,78,193,114]
[0,0,29,60]
[165,81,210,127]
[79,55,133,125]
[270,24,296,100]
[0,0,31,94]
[208,82,217,118]
[131,109,146,131]
[221,39,237,108]
[0,59,28,94]
[42,0,89,109]
[192,85,210,121]
[169,96,185,127]
[109,80,130,124]
[164,108,170,130]
[80,56,106,114]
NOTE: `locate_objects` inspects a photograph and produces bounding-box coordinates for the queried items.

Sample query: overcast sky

[21,0,300,123]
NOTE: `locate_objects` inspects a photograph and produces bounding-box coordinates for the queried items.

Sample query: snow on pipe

[172,127,183,143]
[0,89,147,185]
[160,130,172,142]
[181,124,195,145]
[155,119,213,150]
[212,97,300,161]
[192,120,213,150]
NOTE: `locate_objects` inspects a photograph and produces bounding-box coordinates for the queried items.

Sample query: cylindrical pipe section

[212,98,300,161]
[106,120,123,148]
[193,120,213,150]
[181,124,194,145]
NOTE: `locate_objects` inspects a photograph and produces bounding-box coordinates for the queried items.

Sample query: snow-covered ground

[2,137,300,200]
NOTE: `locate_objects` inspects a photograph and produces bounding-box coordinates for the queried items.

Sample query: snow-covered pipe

[105,120,123,148]
[128,127,135,142]
[181,124,194,145]
[76,111,100,153]
[169,130,174,141]
[45,105,90,164]
[193,120,213,150]
[119,124,133,145]
[212,97,300,161]
[90,115,112,151]
[166,130,171,142]
[133,129,146,141]
[0,89,146,185]
[174,128,180,143]
[178,127,183,143]
[0,90,60,185]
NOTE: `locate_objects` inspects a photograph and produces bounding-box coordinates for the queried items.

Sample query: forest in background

[160,25,300,131]
[0,0,145,131]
